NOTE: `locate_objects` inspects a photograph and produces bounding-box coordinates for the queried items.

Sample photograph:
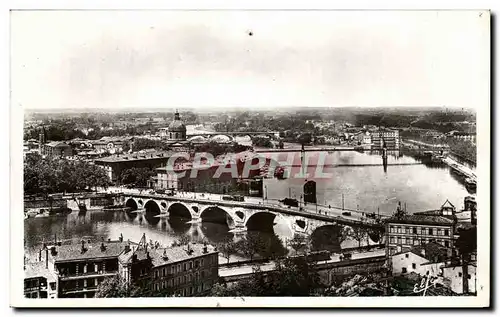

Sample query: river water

[24,148,471,255]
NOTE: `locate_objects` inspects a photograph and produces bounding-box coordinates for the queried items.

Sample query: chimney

[202,243,208,254]
[100,243,106,252]
[146,251,150,259]
[50,246,57,256]
[420,248,426,258]
[81,240,86,254]
[162,249,169,261]
[119,233,123,242]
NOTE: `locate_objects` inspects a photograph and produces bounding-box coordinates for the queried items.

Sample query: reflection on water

[262,150,470,216]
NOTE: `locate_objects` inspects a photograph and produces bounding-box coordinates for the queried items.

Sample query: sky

[11,10,489,111]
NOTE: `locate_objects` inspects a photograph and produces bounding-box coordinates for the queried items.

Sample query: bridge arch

[245,211,277,232]
[167,202,193,220]
[144,200,161,225]
[125,198,138,211]
[199,205,235,226]
[210,134,234,143]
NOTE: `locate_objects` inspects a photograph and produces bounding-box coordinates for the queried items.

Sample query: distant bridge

[115,191,385,239]
[187,131,280,142]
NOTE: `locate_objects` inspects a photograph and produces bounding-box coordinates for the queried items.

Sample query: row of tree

[24,154,111,197]
[217,232,288,264]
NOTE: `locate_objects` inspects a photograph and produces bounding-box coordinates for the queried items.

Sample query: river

[24,148,472,256]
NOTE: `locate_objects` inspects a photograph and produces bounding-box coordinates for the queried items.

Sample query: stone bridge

[186,131,280,142]
[116,193,384,239]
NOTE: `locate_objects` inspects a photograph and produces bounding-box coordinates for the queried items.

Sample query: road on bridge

[103,187,385,229]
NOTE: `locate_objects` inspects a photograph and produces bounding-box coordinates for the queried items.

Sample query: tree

[288,235,308,256]
[218,239,237,264]
[236,231,264,261]
[120,167,155,187]
[210,257,322,296]
[258,235,288,260]
[349,226,367,248]
[95,276,132,298]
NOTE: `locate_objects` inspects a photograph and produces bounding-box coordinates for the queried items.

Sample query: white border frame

[7,4,491,308]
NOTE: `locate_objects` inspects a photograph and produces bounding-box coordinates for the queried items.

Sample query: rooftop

[95,150,176,163]
[149,243,217,267]
[411,242,450,263]
[44,141,70,148]
[52,240,128,263]
[385,214,454,226]
[25,261,57,282]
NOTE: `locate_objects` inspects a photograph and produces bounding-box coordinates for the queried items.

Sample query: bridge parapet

[119,192,384,233]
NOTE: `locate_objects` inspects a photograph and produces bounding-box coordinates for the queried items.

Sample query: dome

[168,111,186,132]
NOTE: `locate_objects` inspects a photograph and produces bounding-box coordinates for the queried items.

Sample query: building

[25,235,220,298]
[354,131,372,145]
[390,242,449,277]
[52,240,127,298]
[95,150,175,183]
[371,128,400,149]
[442,263,477,294]
[385,204,455,259]
[148,243,219,297]
[160,111,187,142]
[24,258,58,299]
[40,141,73,158]
[154,151,266,194]
[449,132,476,143]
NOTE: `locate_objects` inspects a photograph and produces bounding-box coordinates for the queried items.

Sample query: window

[412,263,416,269]
[416,227,421,235]
[201,259,204,266]
[413,227,417,234]
[195,260,199,268]
[445,241,449,247]
[413,239,419,246]
[429,228,433,235]
[402,268,407,273]
[444,229,449,236]
[390,237,395,243]
[397,237,402,244]
[184,263,187,271]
